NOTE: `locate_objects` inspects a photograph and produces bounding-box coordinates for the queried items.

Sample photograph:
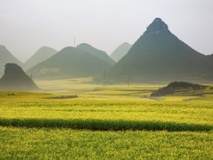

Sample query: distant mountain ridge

[77,43,115,65]
[0,45,23,76]
[28,46,113,79]
[110,42,132,62]
[107,18,213,83]
[24,46,57,70]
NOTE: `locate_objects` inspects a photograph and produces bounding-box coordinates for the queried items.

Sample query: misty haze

[0,0,213,159]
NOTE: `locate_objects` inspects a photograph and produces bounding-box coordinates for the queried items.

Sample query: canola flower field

[1,127,212,159]
[0,79,213,159]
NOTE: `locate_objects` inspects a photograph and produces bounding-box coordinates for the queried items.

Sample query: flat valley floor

[0,78,212,159]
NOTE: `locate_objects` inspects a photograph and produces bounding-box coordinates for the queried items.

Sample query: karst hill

[107,18,213,83]
[0,63,38,91]
[24,46,57,70]
[110,42,132,62]
[0,45,23,76]
[28,46,113,79]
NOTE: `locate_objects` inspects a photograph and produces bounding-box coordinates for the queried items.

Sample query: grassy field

[0,78,213,159]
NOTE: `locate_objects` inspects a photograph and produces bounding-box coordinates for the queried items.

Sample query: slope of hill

[206,54,213,60]
[0,63,38,91]
[77,43,115,65]
[0,45,23,76]
[110,42,132,62]
[28,47,113,79]
[107,18,212,83]
[24,46,57,70]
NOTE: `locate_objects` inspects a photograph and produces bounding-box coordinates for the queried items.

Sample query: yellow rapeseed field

[0,79,212,159]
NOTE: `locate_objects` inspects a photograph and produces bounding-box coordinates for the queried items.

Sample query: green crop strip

[0,118,212,131]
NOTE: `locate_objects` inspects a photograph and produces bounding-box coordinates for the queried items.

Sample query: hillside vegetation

[107,18,213,83]
[27,47,113,79]
[151,81,211,97]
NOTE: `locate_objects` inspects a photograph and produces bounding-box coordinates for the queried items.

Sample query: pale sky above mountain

[0,0,213,62]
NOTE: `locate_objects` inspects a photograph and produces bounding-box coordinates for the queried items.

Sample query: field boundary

[0,118,212,132]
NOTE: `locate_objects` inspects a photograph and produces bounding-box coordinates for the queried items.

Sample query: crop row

[0,118,212,131]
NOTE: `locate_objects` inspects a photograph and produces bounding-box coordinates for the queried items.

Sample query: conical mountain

[0,45,23,76]
[0,63,38,91]
[28,47,112,79]
[77,43,115,65]
[108,18,212,83]
[110,42,132,62]
[24,46,57,70]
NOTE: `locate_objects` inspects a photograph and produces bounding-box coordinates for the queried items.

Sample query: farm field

[1,127,212,159]
[0,78,213,159]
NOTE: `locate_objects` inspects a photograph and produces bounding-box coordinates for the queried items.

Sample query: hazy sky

[1,0,213,62]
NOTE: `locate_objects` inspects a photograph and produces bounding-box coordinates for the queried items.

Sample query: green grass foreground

[0,127,212,159]
[0,118,212,131]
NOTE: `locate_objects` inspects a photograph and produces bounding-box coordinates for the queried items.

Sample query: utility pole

[127,75,130,87]
[74,38,76,47]
[103,70,106,87]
